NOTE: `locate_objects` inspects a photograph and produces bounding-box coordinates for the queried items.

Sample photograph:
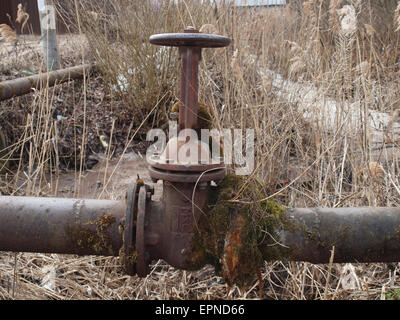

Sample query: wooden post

[37,0,60,70]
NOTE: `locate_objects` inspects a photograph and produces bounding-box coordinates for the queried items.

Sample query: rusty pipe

[178,28,201,130]
[277,207,400,263]
[1,195,400,264]
[0,196,125,256]
[1,195,400,273]
[0,64,93,101]
[179,44,201,130]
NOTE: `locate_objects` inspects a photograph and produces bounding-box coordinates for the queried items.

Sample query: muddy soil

[43,151,163,201]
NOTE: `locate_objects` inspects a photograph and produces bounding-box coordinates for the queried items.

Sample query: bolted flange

[123,181,156,277]
[122,182,139,275]
[135,185,149,277]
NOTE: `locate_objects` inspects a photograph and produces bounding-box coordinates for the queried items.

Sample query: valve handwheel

[149,31,231,48]
[150,27,231,132]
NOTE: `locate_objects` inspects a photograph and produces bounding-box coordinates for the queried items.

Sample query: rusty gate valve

[122,28,231,279]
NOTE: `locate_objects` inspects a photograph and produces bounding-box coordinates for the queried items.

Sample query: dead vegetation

[1,0,400,300]
[15,3,30,35]
[0,24,17,42]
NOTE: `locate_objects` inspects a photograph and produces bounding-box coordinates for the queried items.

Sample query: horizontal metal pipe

[0,196,125,256]
[2,195,400,267]
[0,64,92,101]
[281,207,400,263]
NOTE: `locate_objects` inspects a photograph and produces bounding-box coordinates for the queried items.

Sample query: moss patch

[66,213,117,255]
[119,245,138,267]
[170,101,212,129]
[186,174,293,288]
[118,224,138,269]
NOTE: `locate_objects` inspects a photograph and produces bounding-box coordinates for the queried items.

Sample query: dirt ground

[46,151,163,201]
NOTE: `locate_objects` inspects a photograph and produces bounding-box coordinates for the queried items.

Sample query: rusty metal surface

[148,28,229,184]
[179,45,201,130]
[149,29,229,132]
[0,196,125,256]
[141,198,164,265]
[129,181,210,277]
[281,207,400,263]
[0,64,92,101]
[136,185,150,277]
[147,154,224,171]
[149,32,231,48]
[138,29,230,276]
[123,182,138,275]
[161,181,209,269]
[148,165,226,183]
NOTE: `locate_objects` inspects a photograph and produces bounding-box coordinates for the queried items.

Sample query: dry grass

[2,253,400,300]
[1,0,400,300]
[0,24,17,42]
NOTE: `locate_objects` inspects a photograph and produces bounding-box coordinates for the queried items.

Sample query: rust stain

[222,214,245,283]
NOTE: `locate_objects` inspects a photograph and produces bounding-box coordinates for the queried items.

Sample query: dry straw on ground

[0,24,17,42]
[1,0,400,300]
